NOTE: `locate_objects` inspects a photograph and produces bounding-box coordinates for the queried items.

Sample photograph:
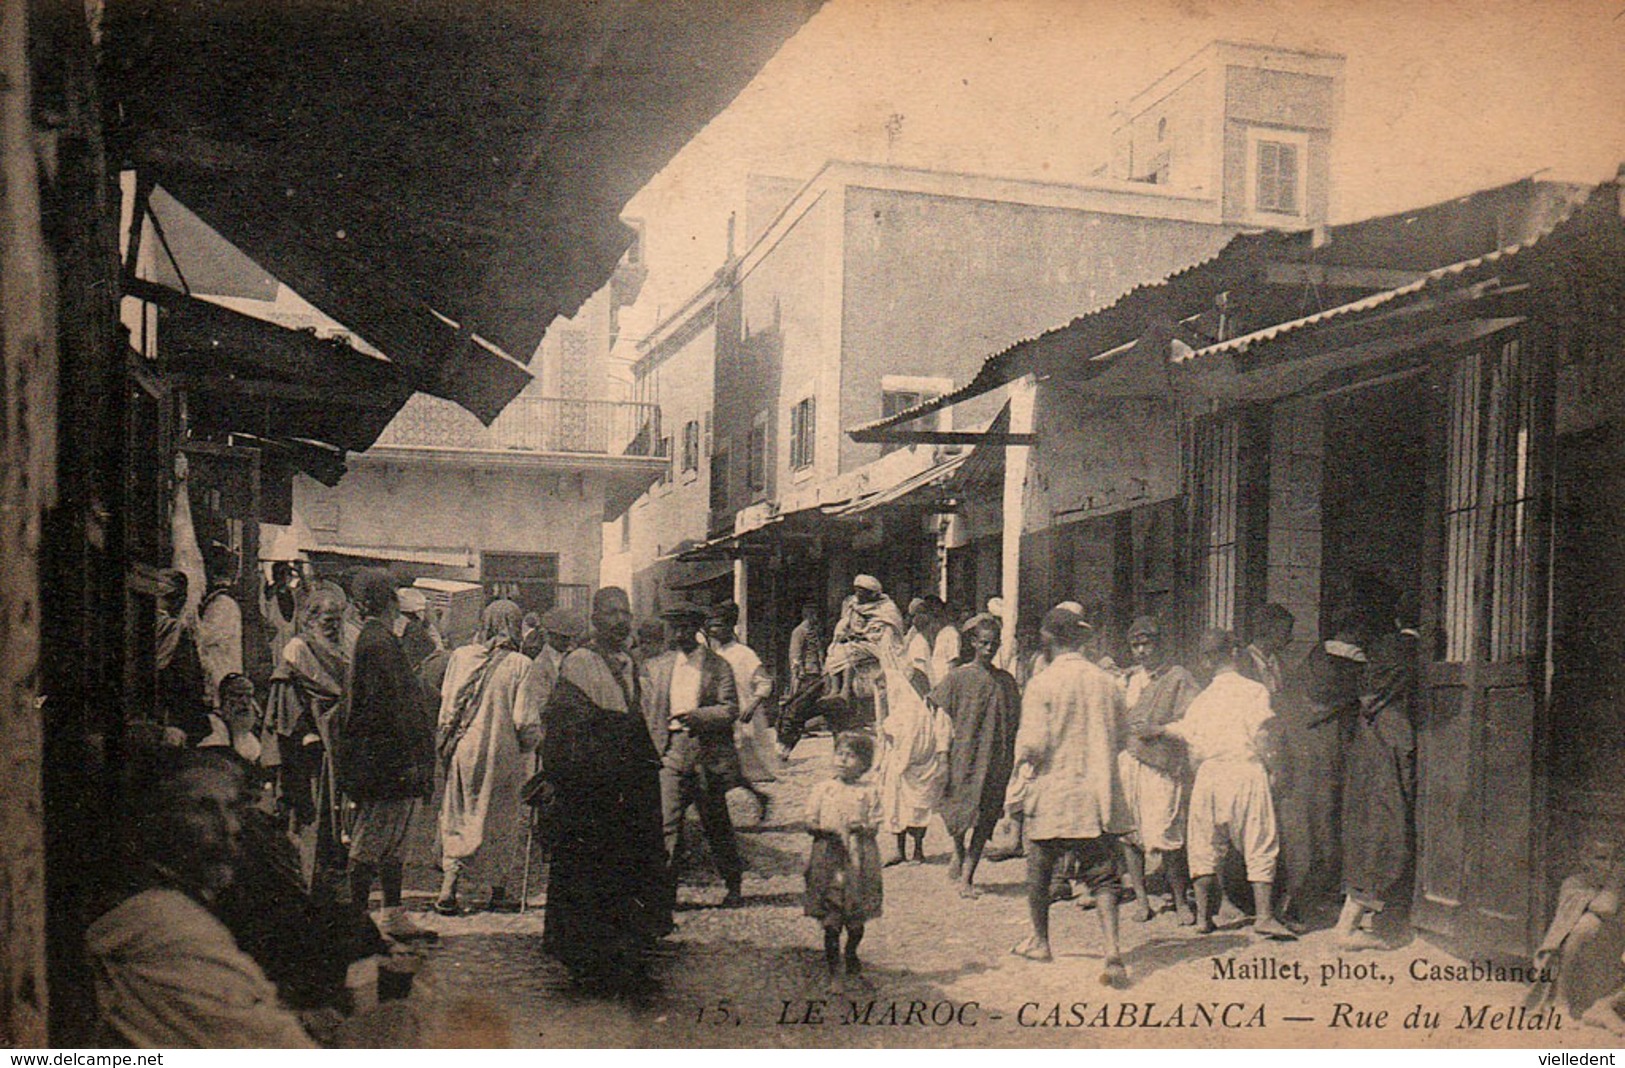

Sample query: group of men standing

[790,566,1420,987]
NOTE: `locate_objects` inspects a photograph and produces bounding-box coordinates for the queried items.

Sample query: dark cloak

[1342,629,1418,905]
[932,662,1020,838]
[541,672,670,981]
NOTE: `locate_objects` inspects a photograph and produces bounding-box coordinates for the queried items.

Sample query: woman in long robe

[435,600,536,913]
[541,587,670,986]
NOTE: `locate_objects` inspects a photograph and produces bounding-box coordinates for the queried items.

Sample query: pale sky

[612,0,1625,356]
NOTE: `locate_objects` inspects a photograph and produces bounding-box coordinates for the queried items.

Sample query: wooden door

[1414,332,1553,955]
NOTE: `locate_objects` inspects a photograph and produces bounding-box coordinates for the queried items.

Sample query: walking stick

[520,752,538,914]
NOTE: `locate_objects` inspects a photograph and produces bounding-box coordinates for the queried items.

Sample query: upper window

[681,419,700,475]
[657,434,673,486]
[879,390,925,456]
[1247,128,1308,220]
[878,376,952,456]
[746,412,769,495]
[790,397,816,471]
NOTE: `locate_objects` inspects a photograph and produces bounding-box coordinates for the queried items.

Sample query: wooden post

[0,0,51,1042]
[1000,376,1037,660]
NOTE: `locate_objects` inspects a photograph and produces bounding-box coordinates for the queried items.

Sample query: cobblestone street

[386,733,1574,1048]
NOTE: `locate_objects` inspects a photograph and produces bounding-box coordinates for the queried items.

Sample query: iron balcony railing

[375,395,664,458]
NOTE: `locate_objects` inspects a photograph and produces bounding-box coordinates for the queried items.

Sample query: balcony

[373,394,663,459]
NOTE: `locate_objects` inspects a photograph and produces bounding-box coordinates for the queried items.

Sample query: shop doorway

[1320,375,1430,632]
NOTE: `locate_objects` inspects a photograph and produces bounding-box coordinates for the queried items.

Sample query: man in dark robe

[1335,595,1420,948]
[1274,613,1365,922]
[337,569,436,941]
[541,586,671,988]
[932,614,1020,899]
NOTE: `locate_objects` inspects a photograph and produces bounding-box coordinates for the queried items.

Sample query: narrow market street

[394,732,1564,1048]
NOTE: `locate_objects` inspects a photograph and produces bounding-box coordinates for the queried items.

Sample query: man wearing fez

[1010,605,1132,988]
[541,587,670,987]
[644,600,747,908]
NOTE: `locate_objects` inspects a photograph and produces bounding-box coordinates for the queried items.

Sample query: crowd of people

[775,573,1424,989]
[96,549,1439,1043]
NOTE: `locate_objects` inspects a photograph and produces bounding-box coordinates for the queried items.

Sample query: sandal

[1010,937,1053,962]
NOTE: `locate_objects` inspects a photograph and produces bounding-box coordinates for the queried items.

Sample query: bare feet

[883,854,906,868]
[947,857,963,881]
[1010,936,1053,962]
[826,972,846,995]
[1131,898,1154,923]
[1252,916,1299,941]
[1176,903,1198,927]
[1099,957,1129,989]
[958,883,982,900]
[1196,917,1216,934]
[1335,929,1385,952]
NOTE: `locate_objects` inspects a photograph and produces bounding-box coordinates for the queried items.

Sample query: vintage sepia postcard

[3,0,1624,1052]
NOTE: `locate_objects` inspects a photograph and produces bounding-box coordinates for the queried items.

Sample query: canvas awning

[131,277,414,456]
[106,0,824,422]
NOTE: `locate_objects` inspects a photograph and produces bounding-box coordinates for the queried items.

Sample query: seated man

[1534,838,1624,1018]
[87,746,319,1047]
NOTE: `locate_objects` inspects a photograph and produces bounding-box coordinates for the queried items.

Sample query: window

[1248,129,1307,218]
[657,434,673,485]
[681,419,700,474]
[746,413,768,495]
[1442,337,1538,663]
[619,511,631,552]
[789,397,816,470]
[1194,414,1240,630]
[710,442,730,520]
[879,388,938,456]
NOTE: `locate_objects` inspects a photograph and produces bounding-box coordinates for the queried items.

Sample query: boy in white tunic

[1155,628,1295,940]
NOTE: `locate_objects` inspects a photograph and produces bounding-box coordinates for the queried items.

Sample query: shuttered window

[790,397,816,470]
[1254,140,1300,215]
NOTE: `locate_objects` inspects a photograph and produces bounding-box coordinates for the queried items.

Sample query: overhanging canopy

[106,0,824,422]
[132,277,414,456]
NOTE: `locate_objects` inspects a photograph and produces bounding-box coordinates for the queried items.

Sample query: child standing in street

[804,731,883,991]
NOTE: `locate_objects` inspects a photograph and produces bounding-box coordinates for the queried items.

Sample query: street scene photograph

[3,0,1625,1052]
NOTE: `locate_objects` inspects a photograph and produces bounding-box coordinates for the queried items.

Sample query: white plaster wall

[295,464,605,586]
[1022,391,1182,533]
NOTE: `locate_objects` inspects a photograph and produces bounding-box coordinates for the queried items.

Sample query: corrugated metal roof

[849,175,1601,438]
[1177,181,1603,364]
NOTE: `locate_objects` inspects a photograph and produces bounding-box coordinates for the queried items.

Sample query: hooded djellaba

[434,599,538,915]
[263,583,352,892]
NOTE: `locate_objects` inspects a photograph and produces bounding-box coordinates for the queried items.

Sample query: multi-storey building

[615,40,1344,674]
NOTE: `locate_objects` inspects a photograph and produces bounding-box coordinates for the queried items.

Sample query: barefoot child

[804,731,883,990]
